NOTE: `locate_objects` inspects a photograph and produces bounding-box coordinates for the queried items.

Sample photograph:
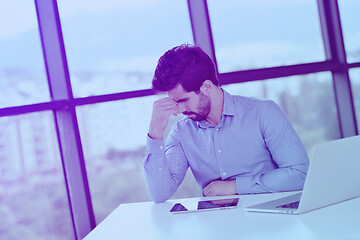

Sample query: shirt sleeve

[143,124,189,203]
[235,100,310,194]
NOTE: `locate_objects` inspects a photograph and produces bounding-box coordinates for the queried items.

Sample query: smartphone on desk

[170,197,239,214]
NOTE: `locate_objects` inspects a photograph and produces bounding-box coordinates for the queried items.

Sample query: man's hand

[148,98,179,140]
[203,180,237,197]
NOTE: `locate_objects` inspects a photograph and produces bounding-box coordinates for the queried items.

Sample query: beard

[184,92,211,121]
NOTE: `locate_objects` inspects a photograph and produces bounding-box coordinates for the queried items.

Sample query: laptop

[244,135,360,214]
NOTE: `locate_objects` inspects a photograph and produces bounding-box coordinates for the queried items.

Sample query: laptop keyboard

[276,201,300,209]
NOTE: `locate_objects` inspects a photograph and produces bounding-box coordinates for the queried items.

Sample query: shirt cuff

[235,176,254,194]
[145,134,165,154]
[143,134,167,173]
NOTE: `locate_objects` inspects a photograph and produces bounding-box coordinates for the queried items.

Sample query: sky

[0,0,359,72]
[0,0,359,104]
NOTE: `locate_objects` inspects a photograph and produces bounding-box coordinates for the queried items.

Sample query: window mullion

[317,0,358,137]
[35,0,96,239]
[187,0,217,70]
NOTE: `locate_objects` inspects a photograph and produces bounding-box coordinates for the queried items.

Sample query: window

[223,72,340,155]
[349,69,360,132]
[0,2,74,239]
[0,1,50,108]
[338,0,360,63]
[58,0,193,97]
[0,112,74,240]
[207,0,325,72]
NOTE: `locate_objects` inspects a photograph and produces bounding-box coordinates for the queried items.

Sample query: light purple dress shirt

[144,90,309,203]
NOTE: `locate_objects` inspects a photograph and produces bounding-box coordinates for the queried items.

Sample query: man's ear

[200,80,213,95]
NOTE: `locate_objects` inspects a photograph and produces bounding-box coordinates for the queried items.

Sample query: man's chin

[186,114,196,120]
[187,115,203,122]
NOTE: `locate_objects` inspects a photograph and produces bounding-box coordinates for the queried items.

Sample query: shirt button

[217,149,222,153]
[215,128,219,131]
[223,172,227,176]
[159,168,162,171]
[160,146,163,150]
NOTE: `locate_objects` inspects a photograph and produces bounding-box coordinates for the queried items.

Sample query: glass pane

[0,1,50,108]
[222,72,340,156]
[208,0,325,72]
[0,112,74,240]
[58,0,193,98]
[349,68,360,132]
[338,0,360,63]
[77,95,200,224]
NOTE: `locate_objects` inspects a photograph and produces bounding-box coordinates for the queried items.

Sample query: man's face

[167,84,211,121]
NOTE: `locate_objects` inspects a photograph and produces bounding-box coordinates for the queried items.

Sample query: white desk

[83,191,360,240]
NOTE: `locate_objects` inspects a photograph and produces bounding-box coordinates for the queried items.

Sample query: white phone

[170,197,239,214]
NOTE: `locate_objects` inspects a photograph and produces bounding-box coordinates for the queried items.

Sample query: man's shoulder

[173,117,196,129]
[231,94,277,113]
[166,117,196,140]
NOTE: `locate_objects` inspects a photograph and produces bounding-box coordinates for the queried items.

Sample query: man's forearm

[143,149,177,203]
[235,164,308,194]
[258,164,307,192]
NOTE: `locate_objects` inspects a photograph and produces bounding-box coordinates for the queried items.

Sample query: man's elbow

[148,192,171,203]
[295,160,309,179]
[145,177,178,203]
[291,164,309,189]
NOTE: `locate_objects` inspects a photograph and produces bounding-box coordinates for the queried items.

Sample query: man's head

[152,44,218,93]
[152,44,218,121]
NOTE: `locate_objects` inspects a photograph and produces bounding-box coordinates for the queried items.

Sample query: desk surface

[83,191,360,240]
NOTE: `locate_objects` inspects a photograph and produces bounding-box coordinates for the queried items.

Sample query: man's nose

[177,103,186,114]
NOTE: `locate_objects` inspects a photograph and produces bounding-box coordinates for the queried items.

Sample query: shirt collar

[222,89,236,116]
[197,89,236,129]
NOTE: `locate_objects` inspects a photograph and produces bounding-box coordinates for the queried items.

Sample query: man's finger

[164,108,179,117]
[159,103,178,112]
[205,190,215,197]
[155,97,177,106]
[203,185,209,196]
[203,182,214,196]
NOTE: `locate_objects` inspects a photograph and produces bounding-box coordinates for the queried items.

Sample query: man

[144,44,309,203]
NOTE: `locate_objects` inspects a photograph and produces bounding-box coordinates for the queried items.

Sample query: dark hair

[152,44,218,93]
